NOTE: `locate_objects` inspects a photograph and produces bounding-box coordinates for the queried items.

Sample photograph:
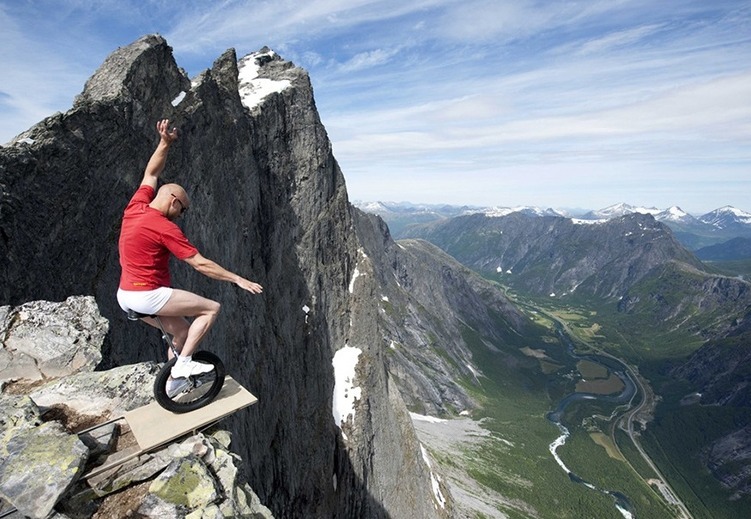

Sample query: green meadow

[421,280,751,518]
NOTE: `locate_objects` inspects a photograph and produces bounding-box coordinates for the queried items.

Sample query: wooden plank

[124,377,257,451]
[84,444,143,482]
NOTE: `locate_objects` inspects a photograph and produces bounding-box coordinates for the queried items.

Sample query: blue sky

[1,1,749,213]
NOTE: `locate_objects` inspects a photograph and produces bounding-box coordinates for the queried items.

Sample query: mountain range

[356,201,751,252]
[379,203,751,511]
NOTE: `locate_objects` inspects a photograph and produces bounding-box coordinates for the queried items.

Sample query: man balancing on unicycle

[117,119,263,398]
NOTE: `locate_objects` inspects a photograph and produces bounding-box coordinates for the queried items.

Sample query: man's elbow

[184,255,206,271]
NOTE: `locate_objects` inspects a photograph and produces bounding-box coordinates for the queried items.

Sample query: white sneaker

[171,359,214,379]
[166,378,190,397]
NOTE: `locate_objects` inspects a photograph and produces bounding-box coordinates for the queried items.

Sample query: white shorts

[117,287,173,315]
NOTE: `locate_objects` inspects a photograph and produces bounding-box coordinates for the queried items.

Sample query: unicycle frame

[126,310,178,361]
[126,309,226,413]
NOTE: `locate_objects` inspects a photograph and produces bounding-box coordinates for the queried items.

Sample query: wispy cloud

[338,47,403,72]
[1,0,749,212]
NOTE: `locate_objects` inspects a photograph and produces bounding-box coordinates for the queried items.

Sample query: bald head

[157,183,187,200]
[151,183,190,219]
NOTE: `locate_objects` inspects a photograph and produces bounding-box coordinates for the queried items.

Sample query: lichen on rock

[0,421,89,518]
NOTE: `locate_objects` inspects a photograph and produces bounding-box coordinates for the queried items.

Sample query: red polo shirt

[118,185,198,290]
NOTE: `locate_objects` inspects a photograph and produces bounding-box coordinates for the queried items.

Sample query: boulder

[149,455,219,510]
[0,421,89,518]
[0,296,107,385]
[30,362,159,418]
[0,394,42,435]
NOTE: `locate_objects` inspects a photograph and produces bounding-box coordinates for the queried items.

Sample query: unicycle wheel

[154,351,226,413]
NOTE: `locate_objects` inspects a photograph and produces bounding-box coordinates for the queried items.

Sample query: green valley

[436,279,751,518]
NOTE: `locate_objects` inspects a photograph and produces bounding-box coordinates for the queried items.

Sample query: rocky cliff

[1,297,274,518]
[0,35,451,518]
[352,210,532,415]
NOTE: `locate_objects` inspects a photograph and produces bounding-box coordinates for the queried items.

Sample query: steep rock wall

[352,210,533,415]
[0,35,447,518]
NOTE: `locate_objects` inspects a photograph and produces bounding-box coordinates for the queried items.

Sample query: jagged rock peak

[75,34,190,109]
[1,34,452,518]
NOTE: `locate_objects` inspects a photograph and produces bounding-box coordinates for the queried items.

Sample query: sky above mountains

[1,0,749,213]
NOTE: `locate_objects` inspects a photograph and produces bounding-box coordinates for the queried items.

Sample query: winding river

[546,327,639,518]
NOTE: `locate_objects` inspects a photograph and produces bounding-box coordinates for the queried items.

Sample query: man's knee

[207,300,221,318]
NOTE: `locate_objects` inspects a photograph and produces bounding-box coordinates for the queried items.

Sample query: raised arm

[183,253,264,294]
[141,119,179,189]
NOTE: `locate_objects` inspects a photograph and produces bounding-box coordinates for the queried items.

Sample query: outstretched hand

[156,118,178,145]
[237,278,264,294]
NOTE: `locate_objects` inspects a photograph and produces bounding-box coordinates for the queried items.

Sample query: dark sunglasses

[171,194,188,214]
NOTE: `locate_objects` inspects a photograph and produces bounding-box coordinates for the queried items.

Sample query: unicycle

[127,309,225,413]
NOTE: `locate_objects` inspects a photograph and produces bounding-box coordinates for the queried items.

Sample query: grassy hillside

[428,300,680,518]
[486,282,751,518]
[392,218,751,517]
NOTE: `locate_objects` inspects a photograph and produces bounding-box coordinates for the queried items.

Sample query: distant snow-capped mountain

[482,206,568,218]
[581,203,661,220]
[356,201,751,226]
[699,206,751,230]
[355,200,751,249]
[356,201,392,214]
[354,201,568,218]
[581,203,707,226]
[352,201,483,218]
[655,206,699,225]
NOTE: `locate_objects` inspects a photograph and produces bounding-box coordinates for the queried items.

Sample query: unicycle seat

[126,309,155,321]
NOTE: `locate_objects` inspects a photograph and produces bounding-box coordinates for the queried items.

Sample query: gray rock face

[703,424,751,500]
[401,212,705,299]
[0,421,88,518]
[352,210,530,416]
[0,296,107,385]
[0,298,274,518]
[0,394,41,435]
[29,362,159,418]
[0,35,449,517]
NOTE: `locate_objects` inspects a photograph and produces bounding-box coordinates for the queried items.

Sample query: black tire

[153,351,226,413]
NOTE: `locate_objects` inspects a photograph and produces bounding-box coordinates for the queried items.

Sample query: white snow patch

[349,267,361,293]
[302,304,311,324]
[171,91,186,106]
[389,340,397,350]
[238,50,291,109]
[349,249,368,293]
[381,295,389,302]
[332,345,362,430]
[496,266,503,273]
[572,218,607,225]
[410,412,447,424]
[17,137,34,145]
[420,444,446,509]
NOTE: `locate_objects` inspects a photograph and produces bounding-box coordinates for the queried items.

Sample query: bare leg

[141,315,190,359]
[156,289,221,357]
